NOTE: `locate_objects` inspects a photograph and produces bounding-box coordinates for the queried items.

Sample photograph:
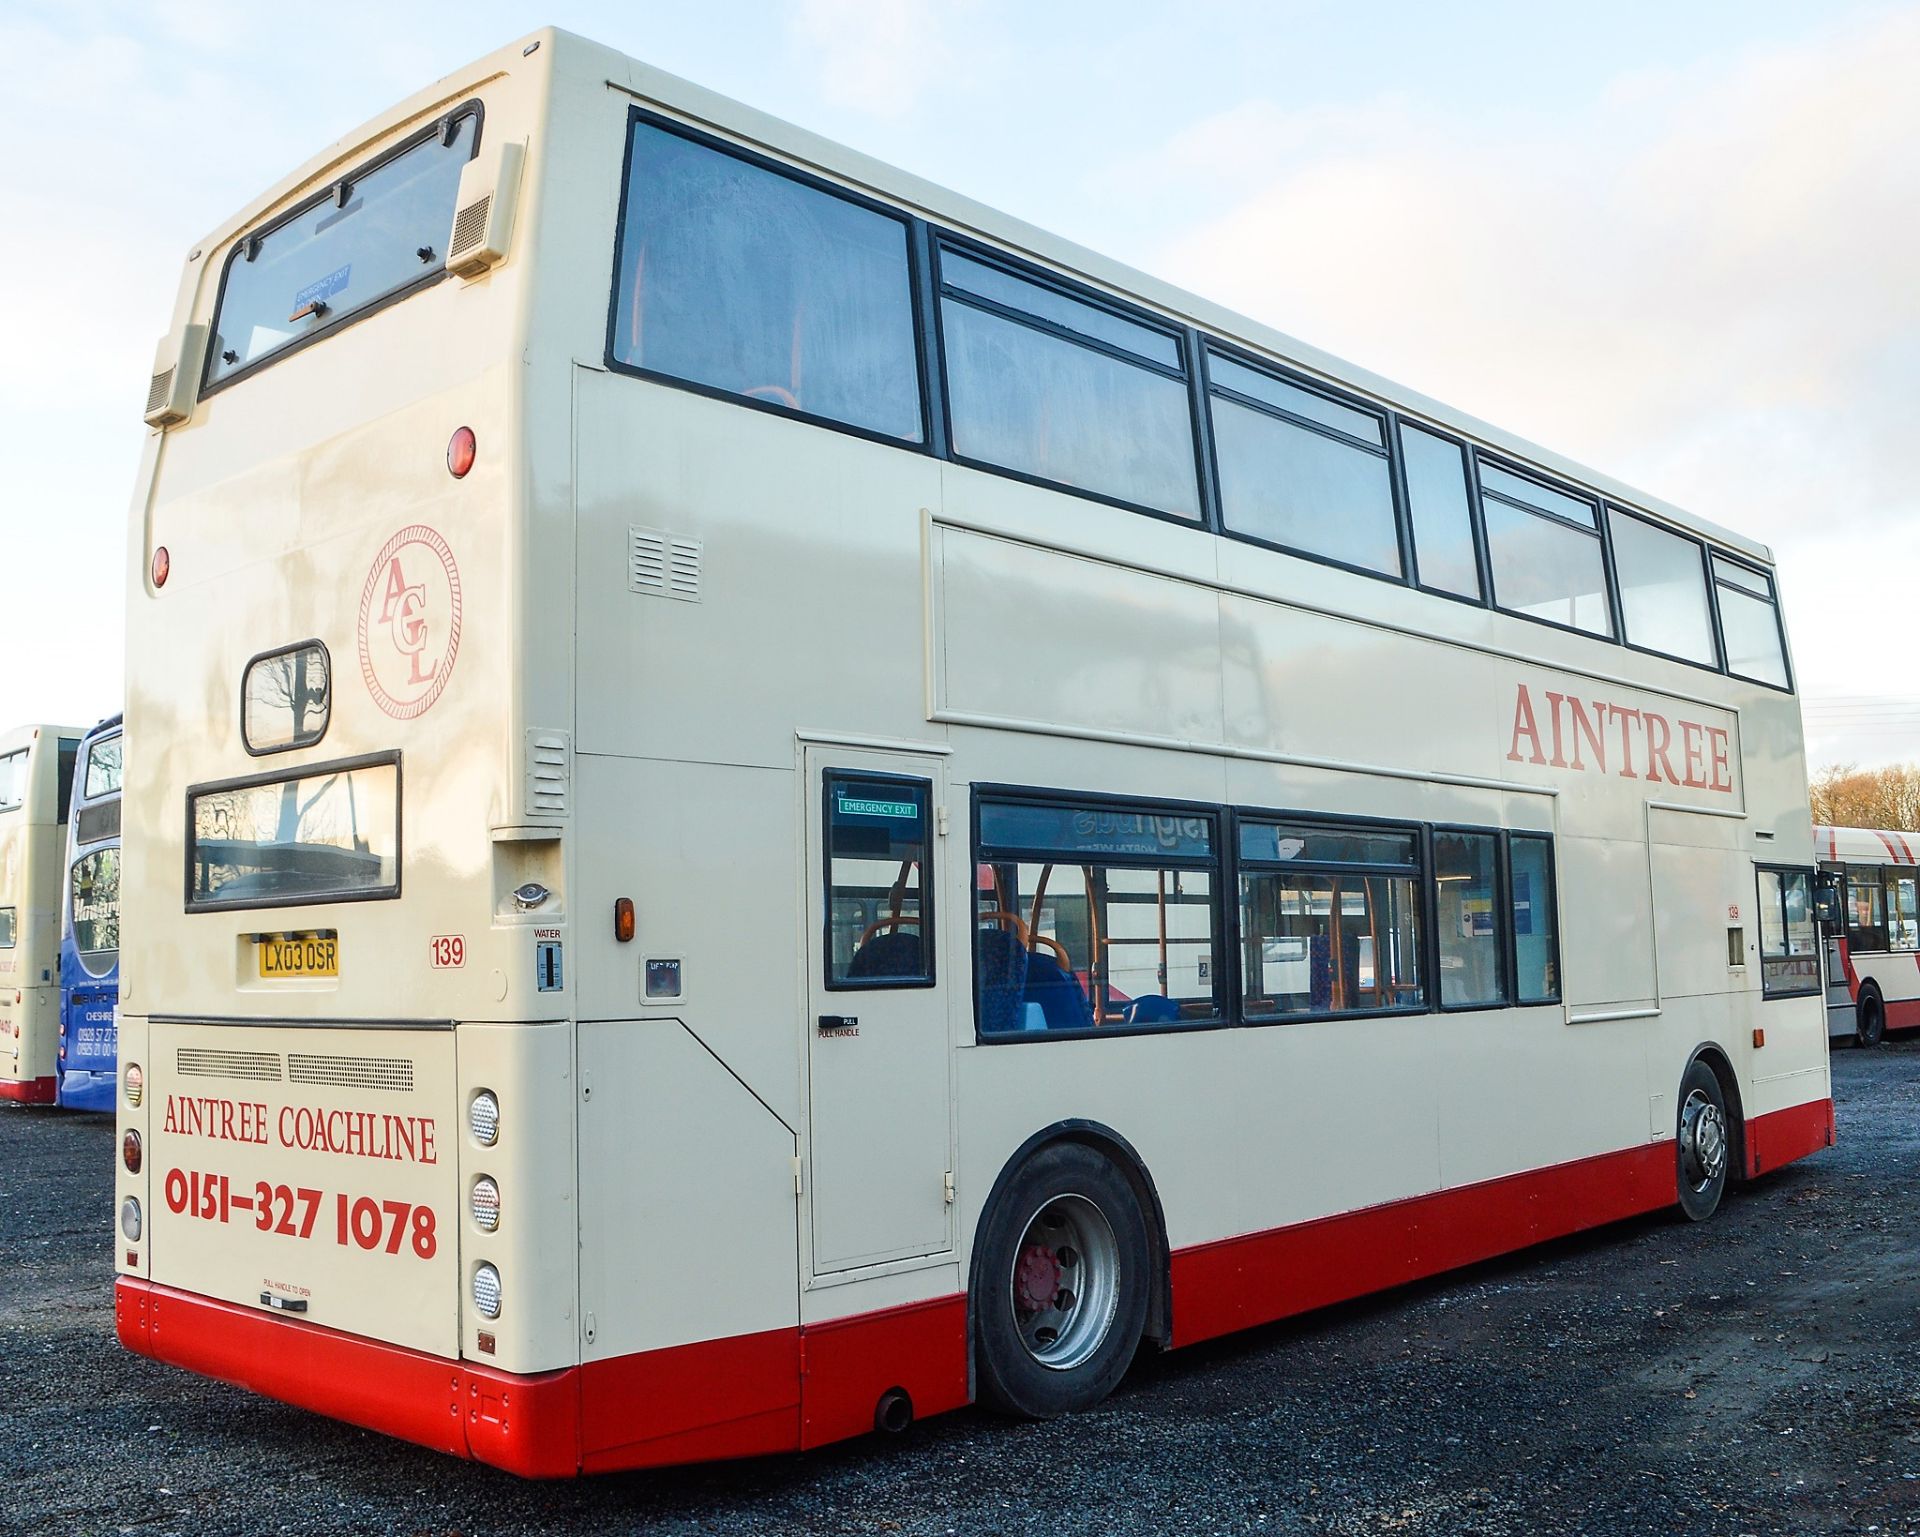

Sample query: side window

[1885,871,1918,952]
[56,739,79,823]
[940,250,1201,520]
[1508,834,1559,1003]
[1711,556,1790,689]
[1610,511,1716,666]
[0,908,14,947]
[1478,460,1613,637]
[611,119,923,443]
[1846,866,1887,952]
[1236,819,1423,1018]
[1209,352,1400,577]
[1433,829,1507,1007]
[0,749,23,812]
[1757,867,1819,997]
[1398,421,1480,599]
[975,798,1219,1035]
[825,775,933,988]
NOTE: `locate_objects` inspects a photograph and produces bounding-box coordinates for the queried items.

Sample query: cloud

[787,0,975,118]
[1116,7,1920,761]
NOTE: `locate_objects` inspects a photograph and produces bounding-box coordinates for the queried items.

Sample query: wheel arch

[1685,1041,1748,1181]
[969,1120,1173,1362]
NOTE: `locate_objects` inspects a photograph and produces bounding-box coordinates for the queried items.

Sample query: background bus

[58,716,122,1110]
[0,723,85,1103]
[117,29,1833,1476]
[1815,823,1920,1046]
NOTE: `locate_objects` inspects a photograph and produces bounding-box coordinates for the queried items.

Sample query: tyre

[1856,987,1886,1048]
[973,1141,1150,1419]
[1675,1059,1732,1221]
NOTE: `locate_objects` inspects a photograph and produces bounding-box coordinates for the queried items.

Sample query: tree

[1809,763,1920,831]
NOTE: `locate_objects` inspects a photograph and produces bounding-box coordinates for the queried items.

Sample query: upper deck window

[1610,511,1716,666]
[0,749,24,813]
[1398,422,1481,599]
[1208,353,1399,577]
[1711,555,1790,689]
[1478,460,1613,638]
[205,105,481,392]
[940,248,1200,520]
[610,119,923,443]
[82,735,123,801]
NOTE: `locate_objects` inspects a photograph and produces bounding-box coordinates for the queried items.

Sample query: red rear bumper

[0,1076,57,1104]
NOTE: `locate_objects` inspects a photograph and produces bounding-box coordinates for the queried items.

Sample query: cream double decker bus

[118,30,1834,1476]
[2,723,85,1102]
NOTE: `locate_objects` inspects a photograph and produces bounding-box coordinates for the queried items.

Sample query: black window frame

[1475,454,1619,643]
[1228,805,1429,1025]
[604,106,934,456]
[971,784,1227,1043]
[821,768,937,993]
[1606,506,1725,675]
[1880,865,1920,955]
[1430,823,1514,1013]
[1506,831,1562,1006]
[0,907,14,948]
[933,236,1208,530]
[1755,864,1820,999]
[201,100,484,400]
[241,639,333,757]
[183,749,403,915]
[1394,416,1489,609]
[1202,342,1405,584]
[1710,553,1795,694]
[1844,863,1890,954]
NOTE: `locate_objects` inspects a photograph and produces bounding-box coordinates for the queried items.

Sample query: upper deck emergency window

[243,644,331,755]
[0,749,24,813]
[1711,555,1791,690]
[610,117,923,443]
[187,755,399,912]
[205,105,481,391]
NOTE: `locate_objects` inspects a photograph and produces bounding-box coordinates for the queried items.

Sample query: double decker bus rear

[115,37,575,1470]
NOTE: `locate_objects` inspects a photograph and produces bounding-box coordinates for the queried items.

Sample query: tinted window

[612,121,922,442]
[944,253,1180,368]
[1399,423,1480,598]
[1434,830,1505,1006]
[189,760,398,910]
[1847,866,1888,952]
[1509,834,1558,1003]
[825,775,933,987]
[82,735,123,800]
[976,798,1219,1035]
[71,846,120,965]
[1237,817,1422,1018]
[208,108,478,388]
[1711,557,1789,688]
[1610,512,1715,664]
[942,257,1199,519]
[1482,492,1613,636]
[1212,397,1400,575]
[245,645,331,754]
[1758,867,1818,997]
[1887,871,1919,952]
[56,739,78,822]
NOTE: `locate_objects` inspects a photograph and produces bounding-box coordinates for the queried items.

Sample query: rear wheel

[1676,1060,1731,1222]
[973,1142,1149,1419]
[1856,987,1886,1048]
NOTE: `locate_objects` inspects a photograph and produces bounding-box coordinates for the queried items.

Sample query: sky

[2,0,1916,767]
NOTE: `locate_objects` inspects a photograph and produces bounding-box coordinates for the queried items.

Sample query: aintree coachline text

[161,1095,437,1165]
[1507,683,1733,793]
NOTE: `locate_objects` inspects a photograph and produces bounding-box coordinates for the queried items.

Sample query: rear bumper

[0,1075,57,1104]
[57,1069,115,1112]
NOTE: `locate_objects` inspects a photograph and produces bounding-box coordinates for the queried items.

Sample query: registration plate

[257,935,339,979]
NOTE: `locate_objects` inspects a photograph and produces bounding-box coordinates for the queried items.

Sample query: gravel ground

[4,1046,1917,1537]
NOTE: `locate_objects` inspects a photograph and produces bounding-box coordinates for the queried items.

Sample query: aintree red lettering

[1645,713,1678,784]
[1505,683,1732,795]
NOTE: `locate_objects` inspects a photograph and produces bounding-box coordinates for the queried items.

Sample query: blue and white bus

[57,716,121,1111]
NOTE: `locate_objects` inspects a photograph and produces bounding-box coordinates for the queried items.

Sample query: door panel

[804,747,953,1274]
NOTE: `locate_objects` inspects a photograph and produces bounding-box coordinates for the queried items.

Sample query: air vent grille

[288,1053,414,1093]
[177,1047,281,1082]
[528,731,570,818]
[628,527,703,602]
[146,369,175,416]
[449,196,491,260]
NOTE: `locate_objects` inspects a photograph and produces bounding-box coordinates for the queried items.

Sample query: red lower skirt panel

[1888,998,1920,1030]
[0,1075,57,1104]
[1744,1095,1836,1177]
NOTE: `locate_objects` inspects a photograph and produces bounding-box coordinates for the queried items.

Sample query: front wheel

[1676,1060,1731,1221]
[1856,987,1886,1048]
[973,1142,1150,1419]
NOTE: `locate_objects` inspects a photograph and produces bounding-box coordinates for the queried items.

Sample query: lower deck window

[188,757,399,911]
[825,774,933,987]
[1434,830,1506,1007]
[975,798,1219,1033]
[0,907,13,947]
[1757,866,1819,997]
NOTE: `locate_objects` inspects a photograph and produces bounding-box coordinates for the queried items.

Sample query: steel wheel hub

[1680,1087,1728,1193]
[1009,1194,1120,1371]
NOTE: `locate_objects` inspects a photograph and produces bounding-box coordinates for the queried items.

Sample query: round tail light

[471,1176,501,1232]
[122,1129,142,1174]
[469,1089,499,1146]
[121,1197,143,1242]
[447,426,476,478]
[151,546,170,588]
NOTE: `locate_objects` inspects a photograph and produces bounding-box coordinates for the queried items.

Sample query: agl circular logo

[357,524,463,720]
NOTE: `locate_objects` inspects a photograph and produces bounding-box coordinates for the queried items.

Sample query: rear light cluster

[124,1062,144,1107]
[469,1089,503,1320]
[121,1197,142,1242]
[122,1130,142,1174]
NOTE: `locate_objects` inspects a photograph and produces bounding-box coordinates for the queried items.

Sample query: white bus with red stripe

[1815,823,1920,1046]
[117,29,1835,1476]
[1,724,85,1103]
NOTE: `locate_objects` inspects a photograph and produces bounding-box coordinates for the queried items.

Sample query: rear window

[0,749,23,813]
[71,847,121,965]
[205,104,481,392]
[83,734,123,800]
[188,757,399,911]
